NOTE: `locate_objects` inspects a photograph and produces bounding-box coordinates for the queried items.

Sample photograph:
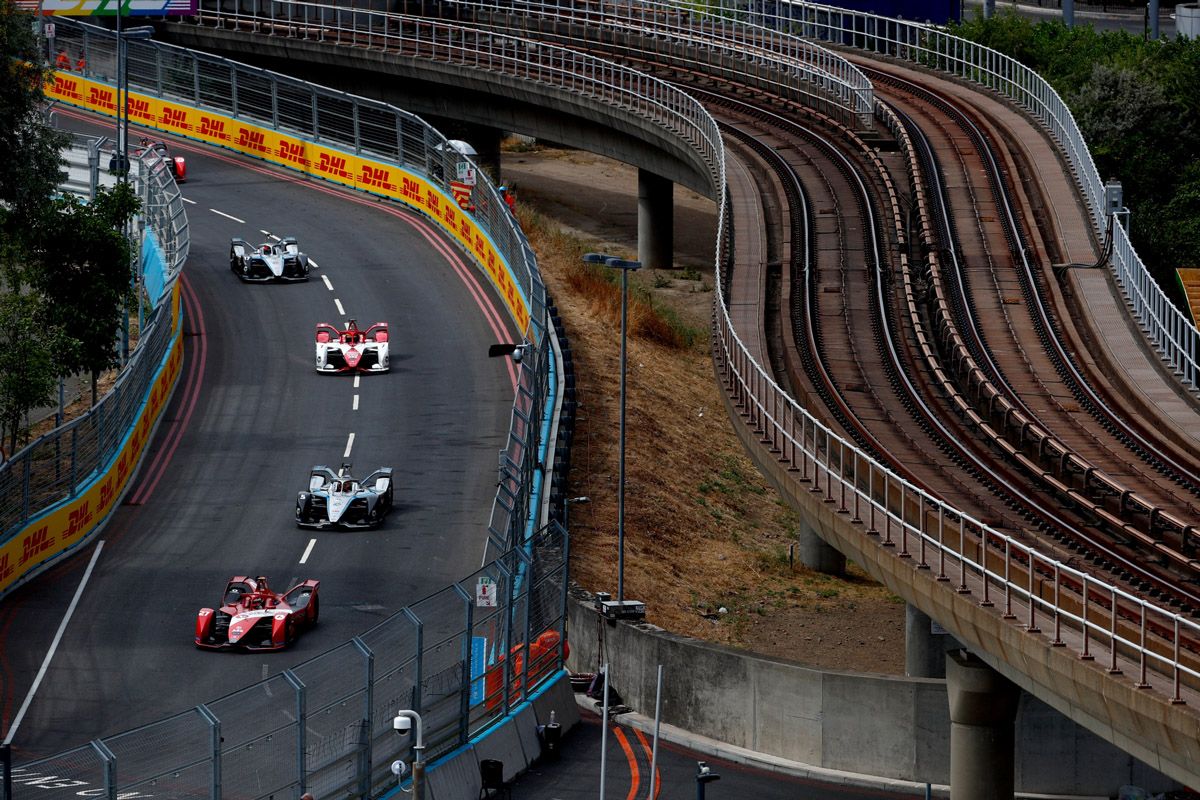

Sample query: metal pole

[599,663,609,800]
[649,665,663,800]
[283,671,307,796]
[2,743,12,800]
[618,266,628,602]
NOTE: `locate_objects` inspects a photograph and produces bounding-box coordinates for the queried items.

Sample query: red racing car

[139,137,187,183]
[195,575,319,651]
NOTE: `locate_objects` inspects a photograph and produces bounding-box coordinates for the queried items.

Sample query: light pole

[582,253,640,603]
[113,22,154,179]
[392,710,425,800]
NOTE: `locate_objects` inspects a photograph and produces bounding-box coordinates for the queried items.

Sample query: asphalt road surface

[0,111,520,759]
[512,705,923,800]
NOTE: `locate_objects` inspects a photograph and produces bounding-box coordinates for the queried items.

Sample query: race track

[0,115,520,759]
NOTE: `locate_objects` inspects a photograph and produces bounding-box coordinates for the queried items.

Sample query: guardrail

[0,125,189,594]
[13,523,569,800]
[174,0,1200,708]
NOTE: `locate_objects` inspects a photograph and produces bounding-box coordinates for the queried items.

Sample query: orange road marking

[613,726,640,800]
[633,727,660,800]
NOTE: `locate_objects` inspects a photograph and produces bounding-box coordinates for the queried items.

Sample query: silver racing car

[296,462,394,529]
[230,237,310,282]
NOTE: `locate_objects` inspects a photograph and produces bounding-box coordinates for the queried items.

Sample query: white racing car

[230,237,310,282]
[315,319,390,374]
[296,462,394,529]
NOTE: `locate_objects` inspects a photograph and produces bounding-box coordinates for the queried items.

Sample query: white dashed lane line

[353,394,359,411]
[210,209,244,223]
[353,375,360,389]
[334,298,345,316]
[344,432,355,458]
[182,197,196,205]
[299,538,317,565]
[260,229,277,239]
[321,275,334,291]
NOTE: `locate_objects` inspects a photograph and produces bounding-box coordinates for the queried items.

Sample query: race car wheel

[310,595,320,625]
[285,617,297,646]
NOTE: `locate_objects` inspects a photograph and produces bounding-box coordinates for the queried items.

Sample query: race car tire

[310,595,320,625]
[285,617,297,646]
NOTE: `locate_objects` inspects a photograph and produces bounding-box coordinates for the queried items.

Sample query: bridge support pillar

[797,519,845,576]
[946,649,1020,800]
[905,605,948,678]
[637,169,673,270]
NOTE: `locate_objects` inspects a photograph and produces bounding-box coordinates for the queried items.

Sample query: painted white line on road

[300,538,317,564]
[344,432,355,458]
[353,394,359,411]
[321,275,334,291]
[334,298,345,316]
[353,375,360,389]
[260,229,279,239]
[182,197,197,205]
[308,258,320,270]
[210,209,245,223]
[4,541,105,745]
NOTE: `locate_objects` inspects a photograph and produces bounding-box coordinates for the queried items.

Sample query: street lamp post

[582,253,640,602]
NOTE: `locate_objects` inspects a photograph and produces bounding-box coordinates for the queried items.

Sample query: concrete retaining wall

[565,597,1175,796]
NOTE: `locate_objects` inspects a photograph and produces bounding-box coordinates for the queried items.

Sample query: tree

[35,183,141,404]
[0,292,75,456]
[0,4,70,458]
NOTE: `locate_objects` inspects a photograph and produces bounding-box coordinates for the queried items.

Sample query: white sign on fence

[476,576,496,607]
[456,162,477,186]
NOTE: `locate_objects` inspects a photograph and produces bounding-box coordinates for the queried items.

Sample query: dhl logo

[360,165,396,191]
[317,153,351,179]
[98,478,115,512]
[128,98,153,122]
[53,75,81,101]
[161,107,188,129]
[200,117,228,141]
[237,128,268,153]
[278,141,307,167]
[66,502,93,538]
[88,85,115,112]
[402,177,422,203]
[0,553,11,583]
[116,452,130,484]
[21,526,53,566]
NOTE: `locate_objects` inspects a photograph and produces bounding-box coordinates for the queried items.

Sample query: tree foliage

[0,6,139,456]
[35,184,140,393]
[951,11,1200,288]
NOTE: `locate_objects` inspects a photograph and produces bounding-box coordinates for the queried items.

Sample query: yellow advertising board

[45,71,531,331]
[0,283,184,595]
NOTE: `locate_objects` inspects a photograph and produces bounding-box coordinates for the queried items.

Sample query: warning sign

[476,576,497,607]
[456,162,477,185]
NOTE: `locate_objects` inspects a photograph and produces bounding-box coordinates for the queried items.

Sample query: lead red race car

[195,575,319,651]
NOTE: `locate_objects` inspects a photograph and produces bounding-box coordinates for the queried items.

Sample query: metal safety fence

[12,523,569,800]
[175,0,1200,706]
[49,15,551,562]
[0,129,188,548]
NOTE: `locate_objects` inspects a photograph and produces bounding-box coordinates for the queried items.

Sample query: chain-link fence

[0,127,188,553]
[12,523,568,800]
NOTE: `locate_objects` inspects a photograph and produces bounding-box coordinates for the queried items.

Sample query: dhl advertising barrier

[0,283,184,596]
[45,71,532,332]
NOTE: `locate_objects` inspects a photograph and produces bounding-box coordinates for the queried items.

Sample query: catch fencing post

[558,521,570,670]
[283,670,307,795]
[403,609,424,715]
[90,739,117,800]
[197,704,221,800]
[453,585,473,745]
[352,637,375,799]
